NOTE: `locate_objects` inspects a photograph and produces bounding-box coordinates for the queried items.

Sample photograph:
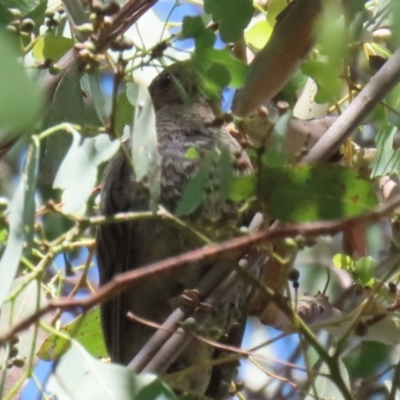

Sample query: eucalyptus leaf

[114,91,135,136]
[258,165,378,222]
[38,308,107,361]
[0,30,43,136]
[245,18,272,50]
[181,16,216,49]
[266,0,286,27]
[392,0,400,46]
[47,340,177,400]
[353,256,375,287]
[185,147,199,160]
[40,66,85,185]
[192,48,248,88]
[81,73,108,124]
[2,0,43,17]
[206,63,231,90]
[204,0,253,42]
[126,82,161,209]
[325,314,400,346]
[301,61,342,104]
[301,3,347,103]
[347,0,368,14]
[24,0,46,35]
[0,137,39,307]
[230,174,256,203]
[175,158,212,217]
[332,253,354,271]
[32,36,74,62]
[0,4,12,26]
[61,0,87,27]
[345,341,388,379]
[370,124,400,177]
[54,132,120,216]
[46,65,85,124]
[302,357,350,400]
[0,275,49,395]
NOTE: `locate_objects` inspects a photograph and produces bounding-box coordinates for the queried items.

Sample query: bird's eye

[158,73,172,90]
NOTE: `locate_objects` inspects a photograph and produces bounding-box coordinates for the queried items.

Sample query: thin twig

[303,48,400,163]
[2,194,400,347]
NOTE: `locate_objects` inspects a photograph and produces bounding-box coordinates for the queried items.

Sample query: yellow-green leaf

[38,308,107,361]
[32,36,74,61]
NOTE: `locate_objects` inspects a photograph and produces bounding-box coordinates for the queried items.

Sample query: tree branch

[303,48,400,163]
[2,194,400,348]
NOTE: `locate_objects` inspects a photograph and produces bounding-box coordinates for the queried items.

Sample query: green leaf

[192,48,248,88]
[0,275,50,394]
[181,16,216,49]
[2,0,43,16]
[41,66,85,185]
[0,137,39,307]
[0,30,43,133]
[258,165,378,222]
[47,340,177,400]
[175,158,212,217]
[185,147,199,159]
[46,66,85,126]
[38,308,107,361]
[301,2,347,104]
[317,5,347,63]
[303,357,350,400]
[204,0,253,42]
[54,132,120,216]
[0,226,7,246]
[332,253,354,272]
[266,0,286,27]
[32,35,74,61]
[333,254,375,287]
[391,0,400,47]
[126,82,161,210]
[353,256,375,287]
[347,0,367,14]
[0,4,12,26]
[301,61,342,103]
[24,0,47,35]
[114,90,134,136]
[206,63,231,89]
[245,18,272,50]
[61,0,87,26]
[345,342,388,379]
[261,148,285,167]
[230,174,257,202]
[81,72,108,125]
[370,124,400,178]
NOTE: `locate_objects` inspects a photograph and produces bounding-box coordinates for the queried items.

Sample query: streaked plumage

[96,62,256,399]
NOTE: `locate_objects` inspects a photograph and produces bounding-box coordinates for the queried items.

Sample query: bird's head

[149,61,221,114]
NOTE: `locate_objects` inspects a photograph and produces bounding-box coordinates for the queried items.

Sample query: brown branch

[129,310,330,382]
[139,251,264,375]
[126,313,311,375]
[232,0,323,116]
[2,194,400,348]
[101,0,158,49]
[303,48,400,163]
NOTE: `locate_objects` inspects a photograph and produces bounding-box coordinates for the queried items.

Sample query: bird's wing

[96,153,145,362]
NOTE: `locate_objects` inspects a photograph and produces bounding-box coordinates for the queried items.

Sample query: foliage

[0,0,400,399]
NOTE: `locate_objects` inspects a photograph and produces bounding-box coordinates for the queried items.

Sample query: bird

[96,61,257,399]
